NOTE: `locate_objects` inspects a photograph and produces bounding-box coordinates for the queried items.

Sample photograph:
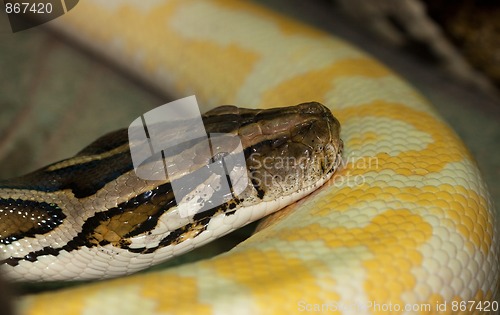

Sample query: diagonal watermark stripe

[128,95,249,218]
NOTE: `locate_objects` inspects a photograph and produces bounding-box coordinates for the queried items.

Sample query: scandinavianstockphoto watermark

[297,300,435,313]
[246,149,379,189]
[297,299,499,313]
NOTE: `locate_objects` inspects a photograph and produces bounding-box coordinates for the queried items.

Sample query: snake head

[203,102,342,202]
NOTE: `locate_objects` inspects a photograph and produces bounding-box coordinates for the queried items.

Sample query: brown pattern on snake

[0,199,65,245]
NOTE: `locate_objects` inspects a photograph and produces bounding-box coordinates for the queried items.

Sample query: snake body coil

[1,0,499,314]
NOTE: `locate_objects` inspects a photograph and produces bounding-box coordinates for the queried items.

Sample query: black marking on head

[250,177,265,199]
[225,199,238,215]
[247,165,266,200]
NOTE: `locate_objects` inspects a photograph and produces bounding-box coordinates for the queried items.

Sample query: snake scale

[1,0,499,314]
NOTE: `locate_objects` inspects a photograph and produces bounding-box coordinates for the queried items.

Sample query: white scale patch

[83,285,158,315]
[328,77,433,111]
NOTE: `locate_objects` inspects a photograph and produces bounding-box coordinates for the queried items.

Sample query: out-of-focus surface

[422,0,500,90]
[332,0,500,95]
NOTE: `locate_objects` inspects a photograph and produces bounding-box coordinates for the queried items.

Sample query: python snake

[1,0,499,314]
[1,102,343,281]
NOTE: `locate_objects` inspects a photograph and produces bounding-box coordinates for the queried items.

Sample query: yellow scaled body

[19,1,499,314]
